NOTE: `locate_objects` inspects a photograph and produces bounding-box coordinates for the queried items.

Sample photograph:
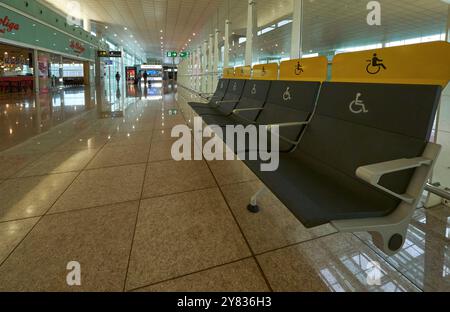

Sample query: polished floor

[0,84,448,292]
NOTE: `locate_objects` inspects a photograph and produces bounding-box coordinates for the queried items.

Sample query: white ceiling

[40,0,449,61]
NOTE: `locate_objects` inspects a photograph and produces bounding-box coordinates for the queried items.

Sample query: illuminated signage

[70,40,85,54]
[97,51,122,58]
[0,16,20,34]
[141,65,162,69]
[166,51,178,58]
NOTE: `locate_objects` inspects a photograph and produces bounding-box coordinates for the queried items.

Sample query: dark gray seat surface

[245,82,441,227]
[188,79,230,109]
[202,80,271,125]
[192,80,245,116]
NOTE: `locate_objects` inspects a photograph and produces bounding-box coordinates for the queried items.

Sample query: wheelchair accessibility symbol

[349,93,369,114]
[262,66,266,76]
[295,62,304,75]
[366,53,387,75]
[283,87,292,101]
[251,84,257,95]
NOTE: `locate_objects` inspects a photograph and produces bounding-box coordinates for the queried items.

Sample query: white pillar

[290,0,303,59]
[202,40,208,93]
[446,5,450,42]
[214,28,220,87]
[208,34,214,92]
[83,16,91,32]
[224,20,231,68]
[197,46,202,92]
[245,0,257,66]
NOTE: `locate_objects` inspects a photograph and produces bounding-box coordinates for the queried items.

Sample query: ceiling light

[124,27,128,31]
[105,26,108,29]
[193,33,196,36]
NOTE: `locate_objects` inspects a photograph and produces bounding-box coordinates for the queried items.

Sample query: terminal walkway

[0,84,447,292]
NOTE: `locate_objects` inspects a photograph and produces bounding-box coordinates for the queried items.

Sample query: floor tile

[125,188,251,290]
[152,129,178,142]
[207,159,258,186]
[15,150,98,177]
[50,164,146,213]
[0,202,138,291]
[221,181,337,254]
[257,233,420,292]
[148,139,179,162]
[356,207,450,292]
[87,145,149,169]
[0,173,78,222]
[55,133,110,151]
[106,131,153,147]
[136,259,269,292]
[0,152,42,179]
[0,217,39,264]
[142,160,216,198]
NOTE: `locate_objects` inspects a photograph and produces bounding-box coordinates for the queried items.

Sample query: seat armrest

[267,121,309,131]
[215,100,239,104]
[232,108,264,114]
[356,157,433,203]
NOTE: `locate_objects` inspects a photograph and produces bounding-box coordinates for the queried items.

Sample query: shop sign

[70,40,86,54]
[0,16,20,34]
[97,51,122,58]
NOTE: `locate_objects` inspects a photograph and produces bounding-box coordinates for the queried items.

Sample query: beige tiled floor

[0,202,138,291]
[0,90,448,292]
[125,188,251,290]
[49,164,146,214]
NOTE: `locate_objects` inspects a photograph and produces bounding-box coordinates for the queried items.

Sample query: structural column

[33,49,39,94]
[202,40,208,93]
[213,28,220,89]
[290,0,304,59]
[224,20,231,68]
[446,5,450,42]
[245,0,257,66]
[208,34,214,93]
[197,46,202,92]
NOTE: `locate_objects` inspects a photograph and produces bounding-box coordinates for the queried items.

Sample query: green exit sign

[179,52,190,58]
[167,51,178,57]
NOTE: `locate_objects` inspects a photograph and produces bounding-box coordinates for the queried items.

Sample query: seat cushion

[245,151,401,228]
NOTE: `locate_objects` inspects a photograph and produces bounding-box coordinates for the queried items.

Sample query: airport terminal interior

[0,0,449,293]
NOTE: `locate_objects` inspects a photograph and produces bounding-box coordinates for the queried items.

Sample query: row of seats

[186,41,450,255]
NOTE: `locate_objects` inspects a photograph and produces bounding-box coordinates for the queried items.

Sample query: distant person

[115,72,121,84]
[143,71,148,85]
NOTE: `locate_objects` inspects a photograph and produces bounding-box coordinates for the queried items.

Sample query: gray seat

[245,82,441,228]
[191,79,245,116]
[189,79,230,110]
[215,80,321,153]
[202,80,271,126]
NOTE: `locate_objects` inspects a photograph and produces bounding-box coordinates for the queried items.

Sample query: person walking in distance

[115,72,121,86]
[143,71,148,86]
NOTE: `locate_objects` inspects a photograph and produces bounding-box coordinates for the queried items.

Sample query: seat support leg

[247,187,267,213]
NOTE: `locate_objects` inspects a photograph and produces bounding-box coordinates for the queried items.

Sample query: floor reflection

[0,87,93,152]
[356,205,450,291]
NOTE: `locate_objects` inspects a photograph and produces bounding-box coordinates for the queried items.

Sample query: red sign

[70,40,86,54]
[0,16,20,34]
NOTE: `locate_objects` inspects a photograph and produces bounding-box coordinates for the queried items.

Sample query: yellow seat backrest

[332,41,450,87]
[280,56,328,82]
[235,66,251,79]
[222,67,235,79]
[253,63,278,80]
